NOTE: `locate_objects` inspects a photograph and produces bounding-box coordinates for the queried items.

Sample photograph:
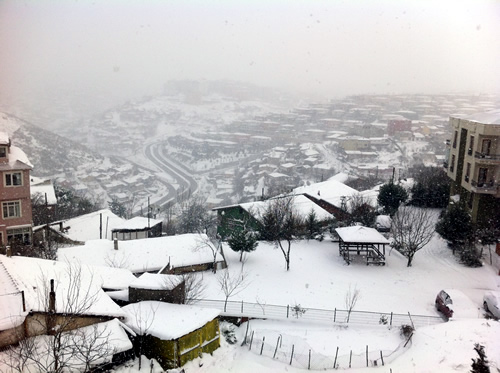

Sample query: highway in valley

[144,141,198,208]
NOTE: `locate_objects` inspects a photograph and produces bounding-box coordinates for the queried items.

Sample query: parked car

[483,291,500,318]
[435,289,479,320]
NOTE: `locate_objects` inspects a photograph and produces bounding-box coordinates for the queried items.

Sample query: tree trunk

[406,253,414,267]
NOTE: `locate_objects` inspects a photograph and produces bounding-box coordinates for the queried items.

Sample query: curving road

[144,141,198,208]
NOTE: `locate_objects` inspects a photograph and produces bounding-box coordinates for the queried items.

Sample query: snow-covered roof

[58,233,224,273]
[457,109,500,125]
[30,177,57,205]
[0,145,33,172]
[56,209,125,242]
[112,216,163,231]
[0,255,125,329]
[122,301,219,340]
[238,195,333,222]
[0,131,9,145]
[92,265,137,290]
[129,272,183,290]
[293,178,359,209]
[335,226,390,244]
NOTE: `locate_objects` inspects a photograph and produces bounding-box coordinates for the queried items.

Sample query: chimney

[6,246,12,257]
[114,239,118,250]
[49,279,56,314]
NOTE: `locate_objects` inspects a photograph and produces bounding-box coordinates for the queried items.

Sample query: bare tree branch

[216,270,249,312]
[391,206,435,267]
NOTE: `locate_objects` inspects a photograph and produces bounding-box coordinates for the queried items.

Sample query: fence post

[290,345,294,365]
[380,350,384,366]
[349,350,352,368]
[249,331,254,350]
[366,345,368,367]
[333,347,339,369]
[390,312,393,327]
[260,336,265,355]
[407,312,415,329]
[273,336,280,359]
[334,308,336,322]
[308,349,311,370]
[287,304,289,318]
[242,321,250,346]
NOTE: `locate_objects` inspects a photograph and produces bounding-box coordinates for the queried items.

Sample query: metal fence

[244,328,413,370]
[193,299,443,329]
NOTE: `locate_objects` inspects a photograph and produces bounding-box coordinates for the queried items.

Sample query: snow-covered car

[435,289,479,320]
[483,291,500,318]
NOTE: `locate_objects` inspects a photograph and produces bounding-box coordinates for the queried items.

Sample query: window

[481,139,491,156]
[0,146,6,158]
[452,131,458,148]
[478,168,488,187]
[465,163,470,183]
[5,172,23,186]
[450,154,455,172]
[7,227,31,245]
[2,201,21,219]
[468,136,474,156]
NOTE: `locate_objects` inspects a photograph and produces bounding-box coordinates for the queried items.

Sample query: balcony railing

[474,151,500,161]
[471,180,498,194]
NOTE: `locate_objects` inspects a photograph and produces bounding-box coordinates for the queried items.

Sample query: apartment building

[446,110,500,224]
[0,132,33,247]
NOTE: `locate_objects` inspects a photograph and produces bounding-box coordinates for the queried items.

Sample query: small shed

[123,301,220,370]
[335,226,390,265]
[128,273,185,304]
[112,216,163,241]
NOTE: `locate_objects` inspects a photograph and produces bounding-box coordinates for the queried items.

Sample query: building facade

[0,132,33,247]
[445,111,500,224]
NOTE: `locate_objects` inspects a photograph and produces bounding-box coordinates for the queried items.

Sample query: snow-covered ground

[111,228,500,372]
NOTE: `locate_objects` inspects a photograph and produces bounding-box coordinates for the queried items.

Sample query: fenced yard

[193,298,442,329]
[243,326,414,370]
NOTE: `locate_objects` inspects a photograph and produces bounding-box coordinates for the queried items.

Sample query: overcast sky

[1,0,499,106]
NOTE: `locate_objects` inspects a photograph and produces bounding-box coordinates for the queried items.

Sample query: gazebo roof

[335,226,390,244]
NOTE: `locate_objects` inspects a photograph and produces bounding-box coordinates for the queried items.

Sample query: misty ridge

[1,79,499,218]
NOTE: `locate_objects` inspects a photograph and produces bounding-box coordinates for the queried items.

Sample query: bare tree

[259,196,303,271]
[391,206,435,267]
[345,284,361,323]
[124,302,158,370]
[0,264,116,373]
[165,273,207,305]
[177,195,217,237]
[216,269,248,312]
[104,251,131,269]
[196,235,225,273]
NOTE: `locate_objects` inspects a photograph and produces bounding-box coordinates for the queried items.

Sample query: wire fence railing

[243,327,414,370]
[192,298,443,329]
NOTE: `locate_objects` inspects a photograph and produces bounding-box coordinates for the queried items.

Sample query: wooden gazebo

[335,226,390,265]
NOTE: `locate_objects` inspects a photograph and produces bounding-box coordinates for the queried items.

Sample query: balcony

[470,180,498,195]
[474,151,500,163]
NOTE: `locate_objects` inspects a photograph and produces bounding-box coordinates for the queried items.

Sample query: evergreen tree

[471,343,490,373]
[108,197,127,218]
[435,203,473,247]
[377,182,408,216]
[227,227,258,262]
[304,209,324,240]
[409,166,450,208]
